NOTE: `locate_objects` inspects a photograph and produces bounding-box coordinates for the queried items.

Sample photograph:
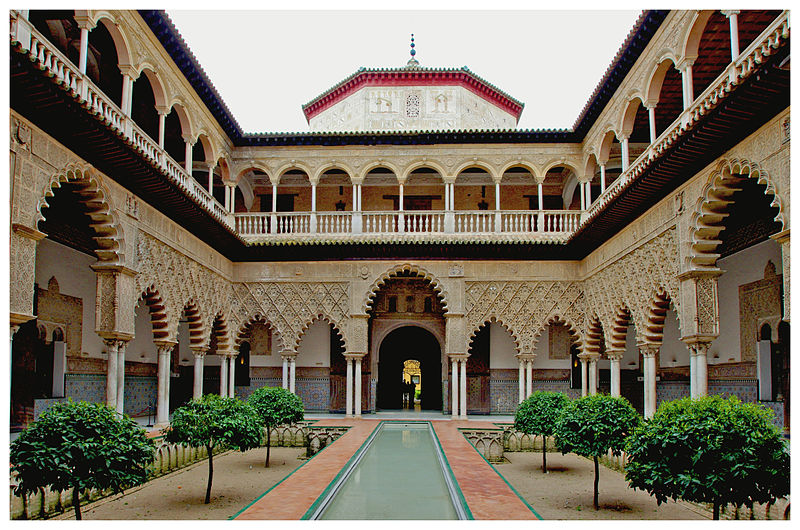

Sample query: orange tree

[514,391,570,473]
[625,395,789,519]
[165,394,262,504]
[10,400,155,520]
[248,386,305,467]
[554,394,640,510]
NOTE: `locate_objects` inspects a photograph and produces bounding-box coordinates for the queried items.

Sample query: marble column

[155,341,175,424]
[459,358,467,418]
[723,10,741,60]
[689,342,709,397]
[289,356,296,394]
[579,356,588,397]
[525,359,533,398]
[588,354,599,395]
[219,354,228,397]
[681,61,695,109]
[207,163,215,194]
[116,342,127,415]
[345,356,353,417]
[78,26,89,74]
[647,105,657,144]
[537,183,544,210]
[228,354,236,398]
[451,357,459,418]
[354,356,362,417]
[607,351,623,397]
[157,110,167,148]
[282,355,289,389]
[640,344,659,418]
[104,339,120,409]
[620,135,630,171]
[191,348,206,399]
[599,164,606,192]
[183,137,194,174]
[517,356,525,403]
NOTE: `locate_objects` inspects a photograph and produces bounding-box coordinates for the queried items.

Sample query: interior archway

[376,326,442,410]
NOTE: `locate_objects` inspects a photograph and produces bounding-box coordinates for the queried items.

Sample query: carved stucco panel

[584,227,680,343]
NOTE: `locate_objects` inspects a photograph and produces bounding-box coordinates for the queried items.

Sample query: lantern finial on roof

[406,33,419,67]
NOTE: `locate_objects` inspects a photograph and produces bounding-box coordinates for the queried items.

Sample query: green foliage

[555,394,641,458]
[10,400,155,519]
[165,394,262,453]
[248,386,305,430]
[514,391,570,437]
[625,395,789,517]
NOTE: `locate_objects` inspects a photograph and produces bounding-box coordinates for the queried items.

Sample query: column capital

[343,352,366,361]
[154,340,178,355]
[73,15,96,31]
[181,133,195,144]
[676,57,696,71]
[118,64,136,78]
[280,350,297,360]
[448,353,469,361]
[721,10,740,18]
[605,349,625,361]
[683,340,711,355]
[515,353,536,361]
[190,346,209,357]
[100,333,133,344]
[638,343,660,357]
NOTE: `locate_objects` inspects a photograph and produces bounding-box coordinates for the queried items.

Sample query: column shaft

[228,355,236,398]
[600,164,606,192]
[580,359,588,397]
[459,359,467,418]
[184,141,193,174]
[120,74,131,116]
[525,360,533,398]
[648,106,657,144]
[311,183,317,212]
[78,27,89,74]
[585,181,592,208]
[354,357,362,417]
[289,357,296,394]
[589,359,597,395]
[580,182,586,210]
[495,182,500,210]
[399,183,404,211]
[156,347,169,424]
[116,344,126,414]
[451,358,458,417]
[345,358,353,416]
[728,12,740,59]
[193,353,204,399]
[537,183,543,210]
[610,356,621,397]
[518,359,525,403]
[105,341,119,409]
[621,137,630,171]
[219,356,228,397]
[282,356,289,389]
[207,164,214,193]
[272,184,278,212]
[158,112,166,148]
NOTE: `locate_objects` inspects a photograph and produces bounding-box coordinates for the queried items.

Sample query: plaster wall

[297,320,332,368]
[710,239,782,364]
[126,303,158,364]
[309,85,517,132]
[488,322,518,369]
[34,239,103,358]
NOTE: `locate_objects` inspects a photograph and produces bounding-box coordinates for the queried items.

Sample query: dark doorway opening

[377,326,442,410]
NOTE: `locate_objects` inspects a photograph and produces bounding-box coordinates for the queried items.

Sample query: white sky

[166,8,642,133]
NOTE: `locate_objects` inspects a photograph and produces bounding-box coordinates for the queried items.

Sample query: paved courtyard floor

[50,415,786,520]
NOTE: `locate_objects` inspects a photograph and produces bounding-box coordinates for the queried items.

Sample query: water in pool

[318,423,459,520]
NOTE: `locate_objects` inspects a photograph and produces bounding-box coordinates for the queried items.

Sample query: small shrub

[514,391,569,472]
[248,386,304,467]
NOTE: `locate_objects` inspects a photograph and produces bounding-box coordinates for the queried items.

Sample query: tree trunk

[713,502,720,520]
[542,436,547,473]
[205,444,214,504]
[72,487,82,520]
[265,426,271,468]
[593,456,599,510]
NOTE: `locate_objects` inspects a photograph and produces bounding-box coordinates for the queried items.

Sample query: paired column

[516,354,536,401]
[639,344,659,418]
[343,353,365,417]
[449,355,469,418]
[191,347,206,399]
[584,181,592,209]
[155,341,176,424]
[119,71,133,116]
[280,352,297,393]
[606,350,624,397]
[687,341,709,398]
[578,353,589,397]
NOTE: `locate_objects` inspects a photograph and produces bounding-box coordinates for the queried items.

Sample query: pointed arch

[687,159,786,270]
[182,300,205,348]
[137,284,169,341]
[36,163,124,264]
[533,313,583,354]
[609,305,633,351]
[467,317,521,356]
[295,314,347,353]
[363,264,448,314]
[236,313,286,353]
[642,288,674,344]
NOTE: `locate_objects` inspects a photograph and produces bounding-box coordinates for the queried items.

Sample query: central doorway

[377,326,442,410]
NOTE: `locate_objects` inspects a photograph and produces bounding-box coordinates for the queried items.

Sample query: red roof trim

[303,71,524,123]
